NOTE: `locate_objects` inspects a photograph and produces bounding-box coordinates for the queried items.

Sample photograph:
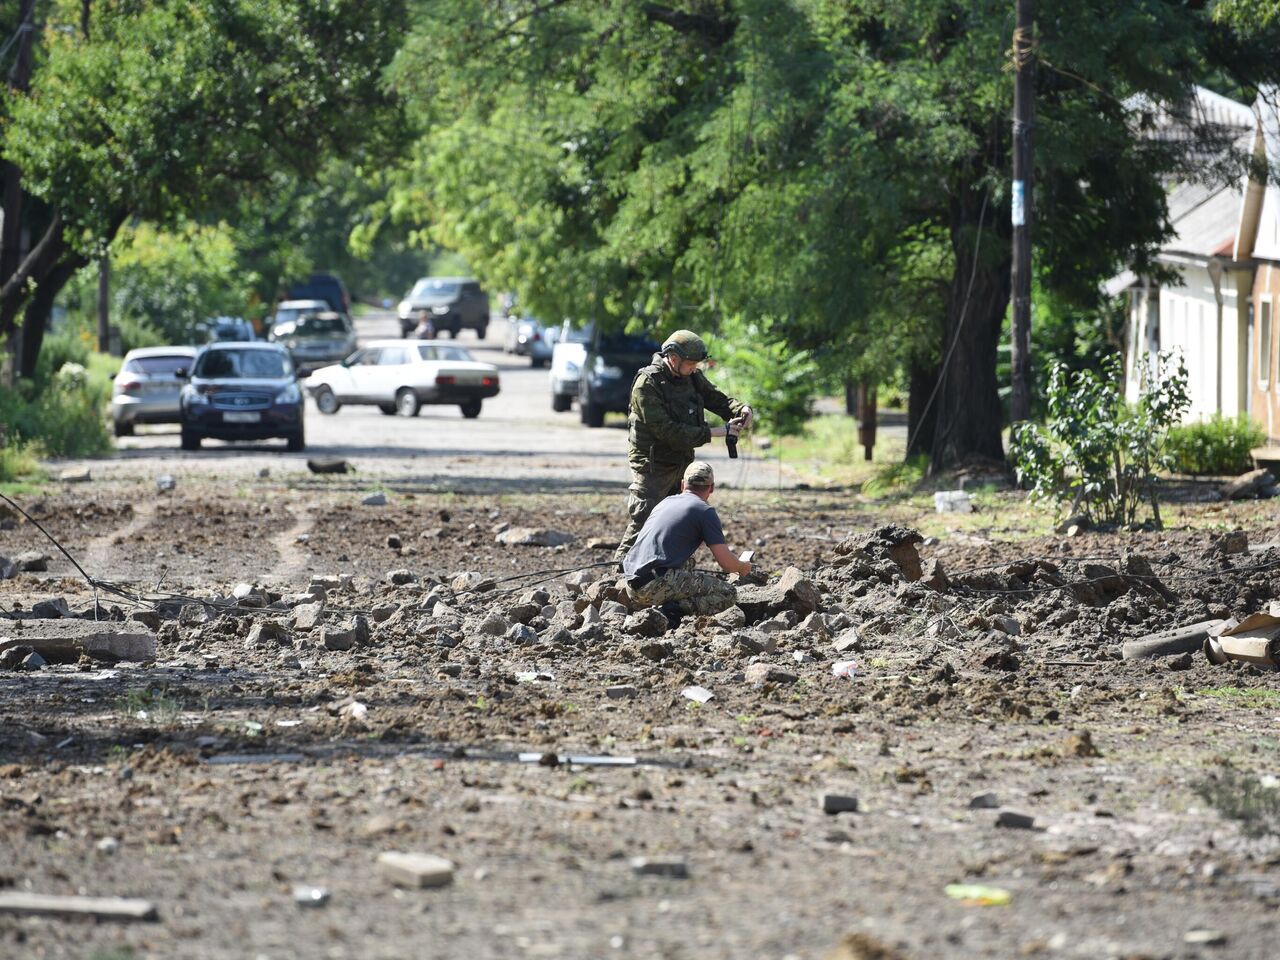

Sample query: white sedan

[305,339,500,418]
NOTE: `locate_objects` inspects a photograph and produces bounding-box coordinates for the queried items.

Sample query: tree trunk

[19,254,87,378]
[929,186,1011,472]
[1,0,39,388]
[907,359,940,458]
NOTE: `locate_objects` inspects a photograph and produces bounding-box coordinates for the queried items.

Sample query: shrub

[1165,414,1266,476]
[1014,353,1189,528]
[1,360,113,461]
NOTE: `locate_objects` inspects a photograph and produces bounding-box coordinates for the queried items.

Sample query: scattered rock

[744,663,799,685]
[1063,730,1101,758]
[306,457,350,474]
[451,572,494,594]
[361,492,388,506]
[820,792,859,815]
[995,810,1036,830]
[624,608,668,638]
[1183,930,1227,946]
[387,569,417,586]
[0,555,15,580]
[585,537,617,550]
[0,621,156,663]
[31,597,71,619]
[606,685,637,700]
[292,601,324,632]
[246,621,291,648]
[129,609,161,631]
[832,627,862,654]
[59,467,91,483]
[20,651,46,670]
[629,857,688,879]
[15,551,49,573]
[386,534,402,550]
[636,641,673,662]
[714,605,746,628]
[968,792,1000,809]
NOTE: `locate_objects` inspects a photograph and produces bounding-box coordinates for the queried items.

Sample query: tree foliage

[1,0,406,377]
[386,0,1274,469]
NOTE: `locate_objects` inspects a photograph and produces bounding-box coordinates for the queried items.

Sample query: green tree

[1,0,406,380]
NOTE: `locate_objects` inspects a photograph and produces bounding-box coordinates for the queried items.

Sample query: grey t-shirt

[623,492,726,579]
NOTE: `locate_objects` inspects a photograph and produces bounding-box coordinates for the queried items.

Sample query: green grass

[770,411,909,488]
[0,439,48,486]
[1193,687,1280,709]
[116,687,182,725]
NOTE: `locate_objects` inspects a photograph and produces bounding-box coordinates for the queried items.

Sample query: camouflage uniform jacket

[627,353,746,472]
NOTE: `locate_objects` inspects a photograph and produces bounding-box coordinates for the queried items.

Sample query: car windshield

[293,316,347,336]
[194,349,290,379]
[274,305,325,325]
[124,355,192,376]
[562,325,593,344]
[411,280,460,298]
[417,345,473,362]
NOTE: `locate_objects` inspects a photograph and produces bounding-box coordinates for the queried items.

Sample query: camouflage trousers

[614,462,688,561]
[625,567,737,617]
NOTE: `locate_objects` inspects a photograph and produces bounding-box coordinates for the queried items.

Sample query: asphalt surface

[91,311,790,492]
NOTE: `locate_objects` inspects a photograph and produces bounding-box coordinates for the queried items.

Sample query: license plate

[223,411,261,423]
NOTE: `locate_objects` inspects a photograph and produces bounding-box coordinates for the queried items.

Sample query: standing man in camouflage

[615,330,752,561]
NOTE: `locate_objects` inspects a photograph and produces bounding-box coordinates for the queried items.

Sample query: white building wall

[1141,267,1239,424]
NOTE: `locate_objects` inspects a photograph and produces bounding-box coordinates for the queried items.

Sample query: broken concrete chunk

[832,627,862,654]
[129,609,161,631]
[1221,468,1274,501]
[477,611,509,636]
[246,621,291,648]
[0,621,156,663]
[933,490,972,513]
[58,467,91,483]
[606,684,637,700]
[495,527,575,547]
[361,492,388,506]
[292,601,325,632]
[376,851,455,888]
[714,605,746,628]
[991,615,1021,636]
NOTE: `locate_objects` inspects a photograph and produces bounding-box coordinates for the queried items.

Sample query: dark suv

[178,343,307,451]
[288,273,351,316]
[397,277,490,339]
[578,332,661,428]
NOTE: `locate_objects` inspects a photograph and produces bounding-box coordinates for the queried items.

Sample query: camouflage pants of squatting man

[626,568,737,617]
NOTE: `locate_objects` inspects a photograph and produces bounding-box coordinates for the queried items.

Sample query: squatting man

[621,460,752,618]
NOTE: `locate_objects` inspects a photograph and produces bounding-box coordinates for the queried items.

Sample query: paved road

[91,310,789,493]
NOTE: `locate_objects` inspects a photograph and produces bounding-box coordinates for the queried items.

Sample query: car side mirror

[175,368,189,379]
[296,368,313,379]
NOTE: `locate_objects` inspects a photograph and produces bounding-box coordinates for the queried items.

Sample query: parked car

[196,316,256,343]
[504,316,553,367]
[287,273,351,315]
[268,310,357,366]
[178,342,307,451]
[549,321,593,412]
[270,299,332,337]
[306,339,500,418]
[397,277,490,339]
[578,332,661,427]
[110,346,198,437]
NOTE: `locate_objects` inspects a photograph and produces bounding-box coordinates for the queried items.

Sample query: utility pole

[1009,0,1034,426]
[97,256,110,353]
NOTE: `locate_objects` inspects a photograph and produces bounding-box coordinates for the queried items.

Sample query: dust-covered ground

[3,475,1280,960]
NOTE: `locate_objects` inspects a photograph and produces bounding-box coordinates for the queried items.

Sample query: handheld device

[738,549,755,563]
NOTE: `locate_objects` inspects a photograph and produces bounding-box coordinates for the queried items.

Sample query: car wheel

[460,399,482,419]
[581,400,605,428]
[476,323,488,341]
[395,388,421,417]
[552,392,572,413]
[285,427,305,452]
[114,421,134,438]
[314,385,341,415]
[531,357,547,369]
[378,403,397,415]
[180,428,201,451]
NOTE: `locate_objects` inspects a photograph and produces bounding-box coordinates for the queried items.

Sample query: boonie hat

[683,460,715,487]
[662,330,709,363]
